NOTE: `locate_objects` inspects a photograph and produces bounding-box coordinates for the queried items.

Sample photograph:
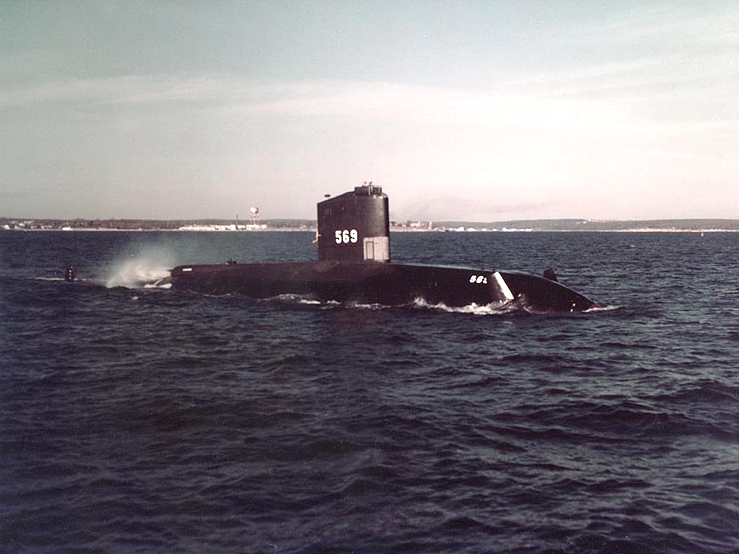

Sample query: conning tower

[317,183,390,262]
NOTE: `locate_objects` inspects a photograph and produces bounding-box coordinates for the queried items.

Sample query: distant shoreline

[3,216,739,233]
[3,225,738,233]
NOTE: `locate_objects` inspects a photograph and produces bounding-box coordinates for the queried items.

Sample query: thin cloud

[562,4,739,49]
[0,74,229,106]
[2,3,737,221]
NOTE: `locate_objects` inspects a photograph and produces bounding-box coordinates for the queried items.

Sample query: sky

[1,0,738,221]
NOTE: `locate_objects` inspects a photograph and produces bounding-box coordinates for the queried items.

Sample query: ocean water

[1,230,737,554]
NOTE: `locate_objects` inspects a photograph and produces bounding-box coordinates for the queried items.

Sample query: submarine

[171,184,598,312]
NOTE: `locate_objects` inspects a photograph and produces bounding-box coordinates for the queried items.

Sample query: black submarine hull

[170,184,599,313]
[170,261,597,312]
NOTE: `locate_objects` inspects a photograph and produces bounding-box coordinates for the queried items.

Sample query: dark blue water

[1,231,737,554]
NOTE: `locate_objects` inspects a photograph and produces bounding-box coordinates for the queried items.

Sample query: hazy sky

[2,1,737,221]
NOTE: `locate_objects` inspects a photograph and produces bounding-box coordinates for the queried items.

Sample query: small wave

[227,292,613,317]
[270,294,339,307]
[586,304,620,313]
[282,296,517,315]
[259,294,521,315]
[275,294,322,305]
[346,301,390,310]
[412,297,519,315]
[143,280,171,289]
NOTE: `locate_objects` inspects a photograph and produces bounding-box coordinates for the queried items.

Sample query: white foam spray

[106,247,175,289]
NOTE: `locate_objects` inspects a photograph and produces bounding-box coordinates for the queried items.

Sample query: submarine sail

[317,183,390,263]
[171,184,598,312]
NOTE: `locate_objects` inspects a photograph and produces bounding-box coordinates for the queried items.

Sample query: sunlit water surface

[1,231,737,554]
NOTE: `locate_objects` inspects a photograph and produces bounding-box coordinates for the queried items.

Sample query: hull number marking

[335,229,359,244]
[469,274,488,284]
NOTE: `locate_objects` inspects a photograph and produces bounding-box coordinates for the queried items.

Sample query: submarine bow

[171,184,598,312]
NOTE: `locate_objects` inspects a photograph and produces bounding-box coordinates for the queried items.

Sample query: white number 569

[335,229,358,244]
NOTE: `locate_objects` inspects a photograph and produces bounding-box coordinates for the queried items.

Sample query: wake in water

[412,297,520,315]
[268,294,618,315]
[268,294,523,315]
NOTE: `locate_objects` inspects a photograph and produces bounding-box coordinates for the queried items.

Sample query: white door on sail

[363,236,390,261]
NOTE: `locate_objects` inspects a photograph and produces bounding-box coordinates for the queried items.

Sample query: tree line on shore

[2,216,738,232]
